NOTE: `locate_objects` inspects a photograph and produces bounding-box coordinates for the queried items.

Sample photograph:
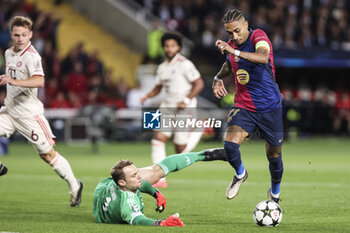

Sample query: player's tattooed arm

[212,61,230,99]
[216,61,232,79]
[239,46,269,64]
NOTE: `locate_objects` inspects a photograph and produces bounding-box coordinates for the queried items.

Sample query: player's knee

[175,144,186,154]
[267,152,280,159]
[224,126,248,144]
[266,145,281,159]
[39,148,56,163]
[39,153,51,163]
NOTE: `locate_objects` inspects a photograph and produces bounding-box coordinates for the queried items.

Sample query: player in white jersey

[141,32,204,187]
[0,16,83,207]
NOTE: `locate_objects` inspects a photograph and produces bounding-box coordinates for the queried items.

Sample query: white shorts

[0,107,55,154]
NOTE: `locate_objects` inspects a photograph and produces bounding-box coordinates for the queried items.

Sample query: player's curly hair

[161,32,182,48]
[10,16,33,31]
[111,160,134,184]
[223,9,245,23]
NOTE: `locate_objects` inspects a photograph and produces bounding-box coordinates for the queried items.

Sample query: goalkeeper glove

[152,189,166,213]
[154,213,184,227]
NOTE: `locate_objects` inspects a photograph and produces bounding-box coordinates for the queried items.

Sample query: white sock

[151,139,166,181]
[181,131,203,153]
[50,152,79,192]
[271,191,280,198]
[236,169,246,179]
[151,139,166,164]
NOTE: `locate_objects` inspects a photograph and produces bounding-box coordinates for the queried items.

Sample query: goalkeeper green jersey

[93,177,157,225]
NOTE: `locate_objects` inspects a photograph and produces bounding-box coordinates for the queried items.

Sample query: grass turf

[0,138,349,233]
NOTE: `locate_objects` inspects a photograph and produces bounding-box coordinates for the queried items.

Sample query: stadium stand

[0,0,349,140]
[134,0,350,50]
[132,0,350,136]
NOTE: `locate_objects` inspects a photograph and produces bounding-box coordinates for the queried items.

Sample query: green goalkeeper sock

[139,179,156,195]
[157,152,205,176]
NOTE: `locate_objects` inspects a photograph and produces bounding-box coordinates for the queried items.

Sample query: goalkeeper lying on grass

[92,148,226,226]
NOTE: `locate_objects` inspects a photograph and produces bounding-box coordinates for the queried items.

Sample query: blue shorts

[226,106,284,146]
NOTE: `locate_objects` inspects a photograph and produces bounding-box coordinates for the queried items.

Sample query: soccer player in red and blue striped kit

[212,9,284,203]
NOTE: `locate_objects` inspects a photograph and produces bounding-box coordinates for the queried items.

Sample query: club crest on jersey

[236,69,250,85]
[234,56,240,62]
[16,61,22,67]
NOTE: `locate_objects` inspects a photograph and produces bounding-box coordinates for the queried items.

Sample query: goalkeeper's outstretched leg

[139,148,226,185]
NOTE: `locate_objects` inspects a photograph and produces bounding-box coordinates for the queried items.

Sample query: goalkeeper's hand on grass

[154,213,184,226]
[152,189,166,213]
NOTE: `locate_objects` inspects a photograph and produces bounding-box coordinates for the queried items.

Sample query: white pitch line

[4,174,347,188]
[168,179,346,188]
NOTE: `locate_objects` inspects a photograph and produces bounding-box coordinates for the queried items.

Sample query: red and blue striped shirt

[227,29,282,112]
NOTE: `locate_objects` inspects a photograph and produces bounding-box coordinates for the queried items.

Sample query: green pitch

[0,138,349,233]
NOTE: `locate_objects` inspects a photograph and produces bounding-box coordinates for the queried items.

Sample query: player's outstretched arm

[139,179,166,213]
[131,213,184,226]
[215,39,269,64]
[140,84,163,104]
[0,74,44,88]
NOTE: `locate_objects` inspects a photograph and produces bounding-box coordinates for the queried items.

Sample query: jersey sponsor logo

[8,67,16,79]
[127,192,141,212]
[131,203,140,212]
[143,110,161,129]
[16,61,22,67]
[236,69,250,85]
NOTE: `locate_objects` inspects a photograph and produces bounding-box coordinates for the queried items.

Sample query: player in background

[212,9,284,203]
[93,148,226,226]
[141,32,204,188]
[0,161,7,176]
[0,16,83,207]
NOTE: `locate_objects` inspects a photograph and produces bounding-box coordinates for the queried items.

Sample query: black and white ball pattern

[253,200,282,227]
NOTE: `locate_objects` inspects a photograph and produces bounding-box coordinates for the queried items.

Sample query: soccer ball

[253,200,282,227]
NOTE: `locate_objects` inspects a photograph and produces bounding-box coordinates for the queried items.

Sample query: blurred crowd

[137,0,350,134]
[136,0,350,50]
[0,0,129,109]
[281,85,350,135]
[0,0,349,135]
[218,77,350,135]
